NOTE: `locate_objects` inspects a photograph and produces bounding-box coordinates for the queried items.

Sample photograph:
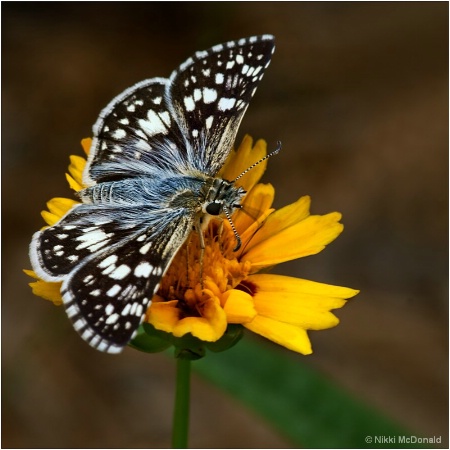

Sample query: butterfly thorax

[79,173,245,220]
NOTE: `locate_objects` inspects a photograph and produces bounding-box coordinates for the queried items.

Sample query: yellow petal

[68,155,86,185]
[29,280,63,305]
[233,183,275,235]
[222,289,257,323]
[40,198,78,226]
[23,269,39,279]
[244,195,311,250]
[221,136,268,192]
[243,212,344,270]
[146,300,181,331]
[147,296,227,342]
[244,315,313,355]
[24,270,63,305]
[81,138,92,155]
[248,274,358,330]
[40,211,60,227]
[65,173,83,191]
[46,197,78,217]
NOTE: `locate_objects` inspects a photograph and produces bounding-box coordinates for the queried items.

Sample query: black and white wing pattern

[30,204,193,353]
[168,35,275,175]
[84,34,275,184]
[84,78,188,185]
[30,35,276,353]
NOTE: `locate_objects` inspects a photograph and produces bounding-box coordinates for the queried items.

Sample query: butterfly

[29,35,276,353]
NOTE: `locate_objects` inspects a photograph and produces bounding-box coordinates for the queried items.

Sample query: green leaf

[194,337,423,448]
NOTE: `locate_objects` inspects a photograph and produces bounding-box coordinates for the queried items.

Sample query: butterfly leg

[194,217,206,289]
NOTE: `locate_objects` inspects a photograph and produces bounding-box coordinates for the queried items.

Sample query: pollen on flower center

[158,219,251,304]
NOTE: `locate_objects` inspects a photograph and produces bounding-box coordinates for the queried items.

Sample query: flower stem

[172,357,191,448]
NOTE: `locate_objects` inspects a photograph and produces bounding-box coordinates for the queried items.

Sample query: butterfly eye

[205,201,222,216]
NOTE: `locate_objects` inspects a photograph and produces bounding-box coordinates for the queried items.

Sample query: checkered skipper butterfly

[30,35,276,353]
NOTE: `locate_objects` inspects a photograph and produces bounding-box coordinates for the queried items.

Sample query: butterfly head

[197,177,245,251]
[202,178,246,218]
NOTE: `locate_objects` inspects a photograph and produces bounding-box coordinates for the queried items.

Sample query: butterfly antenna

[223,205,242,252]
[233,141,282,183]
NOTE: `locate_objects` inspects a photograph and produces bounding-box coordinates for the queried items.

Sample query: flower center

[157,219,252,310]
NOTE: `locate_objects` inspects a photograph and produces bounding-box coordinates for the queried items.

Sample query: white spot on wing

[193,88,202,102]
[195,50,208,59]
[122,303,131,315]
[253,66,262,76]
[107,284,121,297]
[218,97,237,111]
[139,110,168,137]
[159,111,171,127]
[205,116,214,129]
[134,261,153,278]
[139,242,152,255]
[110,264,132,280]
[75,229,110,251]
[73,318,87,331]
[105,313,120,324]
[112,129,126,140]
[184,96,195,112]
[203,88,217,104]
[98,254,118,269]
[66,305,78,317]
[81,329,93,340]
[215,73,224,84]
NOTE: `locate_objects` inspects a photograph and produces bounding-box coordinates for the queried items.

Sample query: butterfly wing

[84,35,276,185]
[168,34,275,176]
[30,203,193,352]
[84,78,190,185]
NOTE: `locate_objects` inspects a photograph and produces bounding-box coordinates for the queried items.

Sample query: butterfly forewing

[85,79,187,185]
[169,35,275,175]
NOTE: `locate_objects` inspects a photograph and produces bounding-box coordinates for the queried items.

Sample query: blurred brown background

[3,2,448,448]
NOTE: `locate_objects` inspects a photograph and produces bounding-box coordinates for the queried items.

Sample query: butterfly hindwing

[32,203,194,353]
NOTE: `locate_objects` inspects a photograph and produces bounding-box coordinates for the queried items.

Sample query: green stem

[172,358,191,448]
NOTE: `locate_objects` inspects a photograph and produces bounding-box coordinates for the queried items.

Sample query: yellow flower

[26,136,358,355]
